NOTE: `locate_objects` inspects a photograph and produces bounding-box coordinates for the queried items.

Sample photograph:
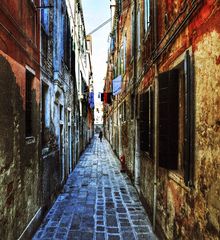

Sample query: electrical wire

[87,18,112,35]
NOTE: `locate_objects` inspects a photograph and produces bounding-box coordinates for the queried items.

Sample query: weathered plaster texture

[194,30,220,238]
[0,54,40,240]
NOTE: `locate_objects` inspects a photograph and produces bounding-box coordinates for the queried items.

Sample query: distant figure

[99,131,103,142]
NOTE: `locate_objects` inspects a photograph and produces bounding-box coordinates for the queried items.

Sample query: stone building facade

[104,0,220,239]
[0,0,93,239]
[40,0,94,232]
[0,0,41,239]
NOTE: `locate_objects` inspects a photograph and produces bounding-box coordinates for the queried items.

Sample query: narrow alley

[33,136,157,240]
[1,0,220,239]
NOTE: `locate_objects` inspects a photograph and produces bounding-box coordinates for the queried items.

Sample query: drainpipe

[153,64,158,231]
[153,0,158,232]
[118,104,122,157]
[133,0,140,188]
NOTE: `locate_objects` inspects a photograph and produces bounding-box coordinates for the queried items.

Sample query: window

[144,0,150,31]
[123,101,126,122]
[64,12,71,68]
[123,35,127,73]
[120,101,126,122]
[131,8,135,56]
[41,27,48,63]
[119,49,123,75]
[68,110,71,123]
[117,57,121,75]
[137,7,141,53]
[110,33,116,53]
[158,51,195,187]
[139,87,153,156]
[25,70,34,137]
[41,0,49,33]
[118,0,122,15]
[130,94,134,120]
[60,105,63,121]
[158,69,179,169]
[26,1,37,43]
[42,83,49,147]
[71,47,75,77]
[183,51,195,187]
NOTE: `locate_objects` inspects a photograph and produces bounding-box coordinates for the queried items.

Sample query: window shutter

[140,91,150,152]
[130,94,134,119]
[107,93,112,104]
[149,87,154,158]
[101,93,104,102]
[184,51,195,186]
[159,69,179,169]
[135,94,139,118]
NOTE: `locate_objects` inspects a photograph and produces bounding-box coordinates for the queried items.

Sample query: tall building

[0,0,41,239]
[104,0,220,239]
[0,0,94,239]
[40,0,94,222]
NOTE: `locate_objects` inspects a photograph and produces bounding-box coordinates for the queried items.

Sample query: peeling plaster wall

[194,29,220,238]
[105,1,219,239]
[0,1,41,239]
[139,1,220,239]
[0,53,40,240]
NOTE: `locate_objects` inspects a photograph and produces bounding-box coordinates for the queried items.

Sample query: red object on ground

[120,155,126,172]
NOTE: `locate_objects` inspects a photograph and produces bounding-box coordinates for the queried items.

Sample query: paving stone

[116,207,127,213]
[137,233,157,240]
[97,220,104,225]
[33,136,157,240]
[96,225,105,232]
[121,231,136,240]
[106,215,118,227]
[54,232,67,239]
[42,232,55,239]
[108,234,121,240]
[67,230,81,240]
[81,231,93,240]
[134,226,150,234]
[96,232,106,240]
[107,227,119,234]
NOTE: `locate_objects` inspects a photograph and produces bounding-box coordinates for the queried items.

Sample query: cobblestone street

[33,136,157,240]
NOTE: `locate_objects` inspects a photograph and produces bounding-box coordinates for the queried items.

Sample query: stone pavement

[33,136,157,240]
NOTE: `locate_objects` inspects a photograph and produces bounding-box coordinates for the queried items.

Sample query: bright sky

[81,0,111,105]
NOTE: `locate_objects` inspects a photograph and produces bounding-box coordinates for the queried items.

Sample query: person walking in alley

[99,130,103,142]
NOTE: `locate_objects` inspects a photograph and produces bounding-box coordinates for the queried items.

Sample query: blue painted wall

[53,0,64,77]
[41,0,49,33]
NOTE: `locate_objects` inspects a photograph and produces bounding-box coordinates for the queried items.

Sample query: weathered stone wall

[139,1,220,239]
[0,53,41,240]
[193,29,220,238]
[105,1,219,239]
[0,1,41,238]
[121,95,135,179]
[42,150,61,207]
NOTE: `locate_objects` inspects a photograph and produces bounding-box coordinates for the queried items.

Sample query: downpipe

[153,0,158,232]
[153,64,158,231]
[133,0,140,188]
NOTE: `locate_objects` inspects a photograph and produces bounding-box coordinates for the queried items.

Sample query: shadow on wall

[0,54,40,239]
